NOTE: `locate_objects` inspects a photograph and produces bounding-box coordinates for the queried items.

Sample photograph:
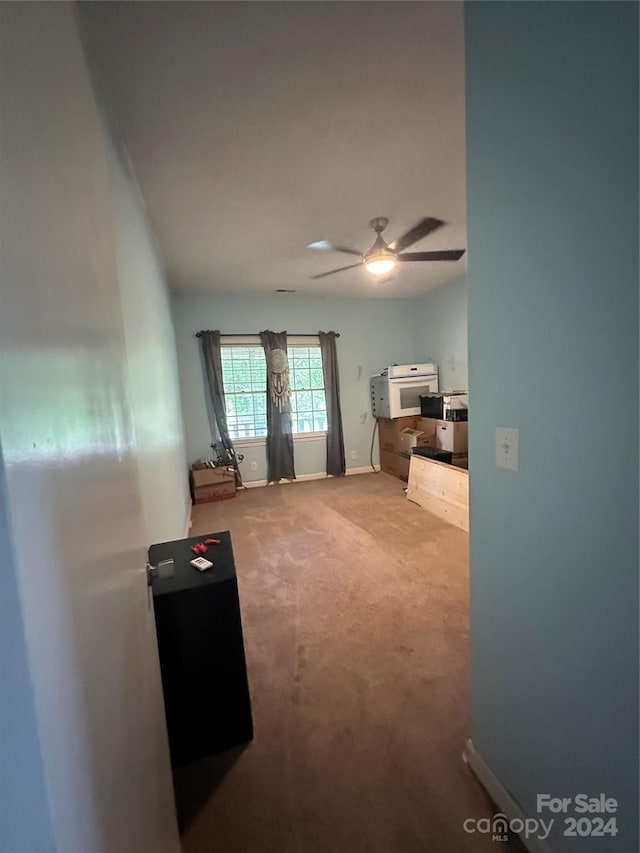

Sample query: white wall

[465,2,638,849]
[171,292,417,482]
[0,4,185,850]
[100,97,191,542]
[413,274,467,390]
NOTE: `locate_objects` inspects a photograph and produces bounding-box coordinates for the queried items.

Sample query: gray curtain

[199,330,243,486]
[318,331,346,477]
[259,330,296,483]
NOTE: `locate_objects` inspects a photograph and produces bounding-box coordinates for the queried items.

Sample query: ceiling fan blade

[308,240,362,257]
[399,249,466,262]
[310,262,364,279]
[390,217,445,253]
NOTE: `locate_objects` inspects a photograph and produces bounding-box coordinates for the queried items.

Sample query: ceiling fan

[308,216,465,279]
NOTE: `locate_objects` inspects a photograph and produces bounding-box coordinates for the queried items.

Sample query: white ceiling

[79,1,466,298]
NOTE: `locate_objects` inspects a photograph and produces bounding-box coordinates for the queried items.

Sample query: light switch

[496,427,519,472]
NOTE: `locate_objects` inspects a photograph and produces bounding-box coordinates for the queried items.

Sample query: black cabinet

[148,531,253,766]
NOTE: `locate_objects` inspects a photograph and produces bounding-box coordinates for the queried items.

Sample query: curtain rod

[194,331,339,338]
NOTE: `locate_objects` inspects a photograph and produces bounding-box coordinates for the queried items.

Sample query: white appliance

[371,363,439,419]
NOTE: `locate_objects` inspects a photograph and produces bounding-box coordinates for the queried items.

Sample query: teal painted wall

[465,2,638,850]
[413,274,467,390]
[171,293,417,481]
[0,445,55,851]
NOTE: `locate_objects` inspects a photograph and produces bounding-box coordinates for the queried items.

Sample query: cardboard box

[377,416,418,453]
[191,465,236,503]
[435,420,468,454]
[416,418,438,442]
[377,417,424,479]
[191,465,235,487]
[380,449,400,476]
[398,428,434,455]
[193,481,236,504]
[398,451,411,481]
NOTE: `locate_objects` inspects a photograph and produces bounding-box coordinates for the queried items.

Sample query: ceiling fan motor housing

[369,216,389,234]
[365,224,395,263]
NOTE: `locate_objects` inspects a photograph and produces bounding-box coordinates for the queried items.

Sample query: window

[221,343,327,441]
[220,346,267,440]
[289,346,327,434]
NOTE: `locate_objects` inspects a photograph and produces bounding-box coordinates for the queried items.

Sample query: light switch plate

[496,427,519,472]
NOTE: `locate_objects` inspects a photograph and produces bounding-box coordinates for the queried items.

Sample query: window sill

[294,432,328,443]
[233,432,327,448]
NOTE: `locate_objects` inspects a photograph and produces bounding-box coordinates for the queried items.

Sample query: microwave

[371,365,439,419]
[420,392,469,420]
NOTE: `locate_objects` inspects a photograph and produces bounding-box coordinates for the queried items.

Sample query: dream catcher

[267,348,291,411]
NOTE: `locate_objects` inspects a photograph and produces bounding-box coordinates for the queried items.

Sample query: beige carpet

[176,472,523,853]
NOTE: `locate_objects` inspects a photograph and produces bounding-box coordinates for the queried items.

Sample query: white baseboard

[346,465,381,476]
[242,465,380,489]
[463,740,551,853]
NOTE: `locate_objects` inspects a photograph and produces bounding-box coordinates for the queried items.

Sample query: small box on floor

[190,465,236,504]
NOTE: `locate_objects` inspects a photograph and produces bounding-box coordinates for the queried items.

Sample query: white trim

[463,740,552,853]
[288,335,320,346]
[183,501,192,538]
[220,336,260,346]
[242,465,380,489]
[244,472,326,489]
[346,465,381,476]
[220,336,320,346]
[234,431,327,448]
[293,432,327,443]
[221,339,327,441]
[233,437,266,448]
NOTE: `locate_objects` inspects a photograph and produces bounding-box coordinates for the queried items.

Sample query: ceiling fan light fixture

[308,215,464,281]
[365,253,396,276]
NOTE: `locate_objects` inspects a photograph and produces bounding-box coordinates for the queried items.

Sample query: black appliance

[420,394,444,419]
[420,394,469,421]
[412,446,453,465]
[444,409,468,422]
